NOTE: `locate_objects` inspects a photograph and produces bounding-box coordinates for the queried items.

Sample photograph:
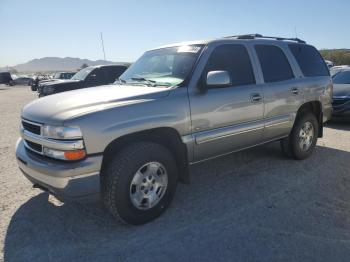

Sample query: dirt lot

[1,85,350,262]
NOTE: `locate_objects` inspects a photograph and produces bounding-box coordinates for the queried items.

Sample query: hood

[333,83,350,98]
[22,84,171,125]
[40,79,81,87]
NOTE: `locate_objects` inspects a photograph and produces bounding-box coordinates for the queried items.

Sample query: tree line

[320,49,350,66]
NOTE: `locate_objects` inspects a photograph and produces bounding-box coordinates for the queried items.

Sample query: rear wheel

[102,142,178,225]
[281,112,319,160]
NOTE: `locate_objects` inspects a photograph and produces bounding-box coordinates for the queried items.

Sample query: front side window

[333,71,350,84]
[255,45,294,83]
[204,44,255,87]
[119,45,203,87]
[289,44,329,77]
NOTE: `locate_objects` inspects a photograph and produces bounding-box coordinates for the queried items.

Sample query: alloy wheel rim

[298,121,314,151]
[129,162,168,210]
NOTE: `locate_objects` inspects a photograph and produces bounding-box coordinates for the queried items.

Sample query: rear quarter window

[289,44,329,77]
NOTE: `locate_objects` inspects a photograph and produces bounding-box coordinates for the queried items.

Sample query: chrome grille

[24,140,43,153]
[22,120,41,135]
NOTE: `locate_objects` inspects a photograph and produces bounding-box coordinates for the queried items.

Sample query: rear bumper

[16,138,103,200]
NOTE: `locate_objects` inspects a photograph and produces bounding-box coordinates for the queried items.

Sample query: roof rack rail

[223,34,306,44]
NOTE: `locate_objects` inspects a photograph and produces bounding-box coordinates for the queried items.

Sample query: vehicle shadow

[4,143,350,261]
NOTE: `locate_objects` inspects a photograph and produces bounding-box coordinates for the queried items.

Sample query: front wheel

[102,142,178,225]
[281,112,319,160]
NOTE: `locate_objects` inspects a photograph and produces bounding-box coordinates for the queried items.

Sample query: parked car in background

[330,65,350,76]
[37,64,129,97]
[53,72,76,80]
[332,69,350,120]
[14,76,34,85]
[325,60,334,68]
[16,34,332,224]
[0,71,15,85]
[31,72,75,91]
[31,75,47,91]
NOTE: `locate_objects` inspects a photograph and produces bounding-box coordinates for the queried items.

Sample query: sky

[0,0,349,67]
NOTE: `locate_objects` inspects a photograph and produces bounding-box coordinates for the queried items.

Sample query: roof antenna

[100,32,106,61]
[294,26,298,38]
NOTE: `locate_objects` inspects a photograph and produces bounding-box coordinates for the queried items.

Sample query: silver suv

[16,34,333,224]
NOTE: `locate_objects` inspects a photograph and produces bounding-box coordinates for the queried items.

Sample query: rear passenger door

[189,44,264,161]
[254,44,301,141]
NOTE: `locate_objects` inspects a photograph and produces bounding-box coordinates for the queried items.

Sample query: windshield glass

[71,67,94,81]
[53,73,60,79]
[119,45,203,87]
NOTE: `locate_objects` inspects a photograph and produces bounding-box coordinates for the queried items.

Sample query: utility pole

[100,32,106,61]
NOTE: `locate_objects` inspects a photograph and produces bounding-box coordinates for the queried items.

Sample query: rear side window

[205,44,256,87]
[333,71,350,84]
[289,44,329,77]
[255,45,294,83]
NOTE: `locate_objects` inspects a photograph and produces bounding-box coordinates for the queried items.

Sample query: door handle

[290,87,299,95]
[250,93,262,103]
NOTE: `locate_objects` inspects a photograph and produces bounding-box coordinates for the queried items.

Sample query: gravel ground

[1,85,350,262]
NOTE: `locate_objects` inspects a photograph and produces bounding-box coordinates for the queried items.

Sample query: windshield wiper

[115,78,126,84]
[130,77,156,86]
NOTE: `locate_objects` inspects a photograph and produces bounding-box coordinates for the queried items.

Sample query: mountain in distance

[9,57,130,73]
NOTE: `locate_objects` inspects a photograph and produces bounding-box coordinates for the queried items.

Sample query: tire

[102,142,178,225]
[280,112,319,160]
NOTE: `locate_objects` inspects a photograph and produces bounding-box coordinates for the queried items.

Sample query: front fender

[65,88,191,155]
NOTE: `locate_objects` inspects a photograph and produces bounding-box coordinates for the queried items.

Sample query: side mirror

[206,70,231,87]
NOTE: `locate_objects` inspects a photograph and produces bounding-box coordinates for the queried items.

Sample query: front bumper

[16,138,103,200]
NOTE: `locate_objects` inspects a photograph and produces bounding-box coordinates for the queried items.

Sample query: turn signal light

[64,150,86,161]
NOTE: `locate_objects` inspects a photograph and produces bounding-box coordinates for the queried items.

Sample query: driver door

[189,44,264,161]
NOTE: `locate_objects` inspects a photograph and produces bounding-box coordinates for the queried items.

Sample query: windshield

[71,67,94,81]
[53,73,61,79]
[119,45,203,87]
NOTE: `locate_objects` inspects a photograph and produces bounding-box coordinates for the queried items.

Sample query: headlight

[42,125,83,139]
[43,86,54,94]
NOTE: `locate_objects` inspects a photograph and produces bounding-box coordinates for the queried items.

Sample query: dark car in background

[31,72,75,91]
[332,69,350,120]
[37,64,129,97]
[0,72,15,85]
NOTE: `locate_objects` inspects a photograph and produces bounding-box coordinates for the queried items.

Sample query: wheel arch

[101,127,190,184]
[296,100,323,137]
